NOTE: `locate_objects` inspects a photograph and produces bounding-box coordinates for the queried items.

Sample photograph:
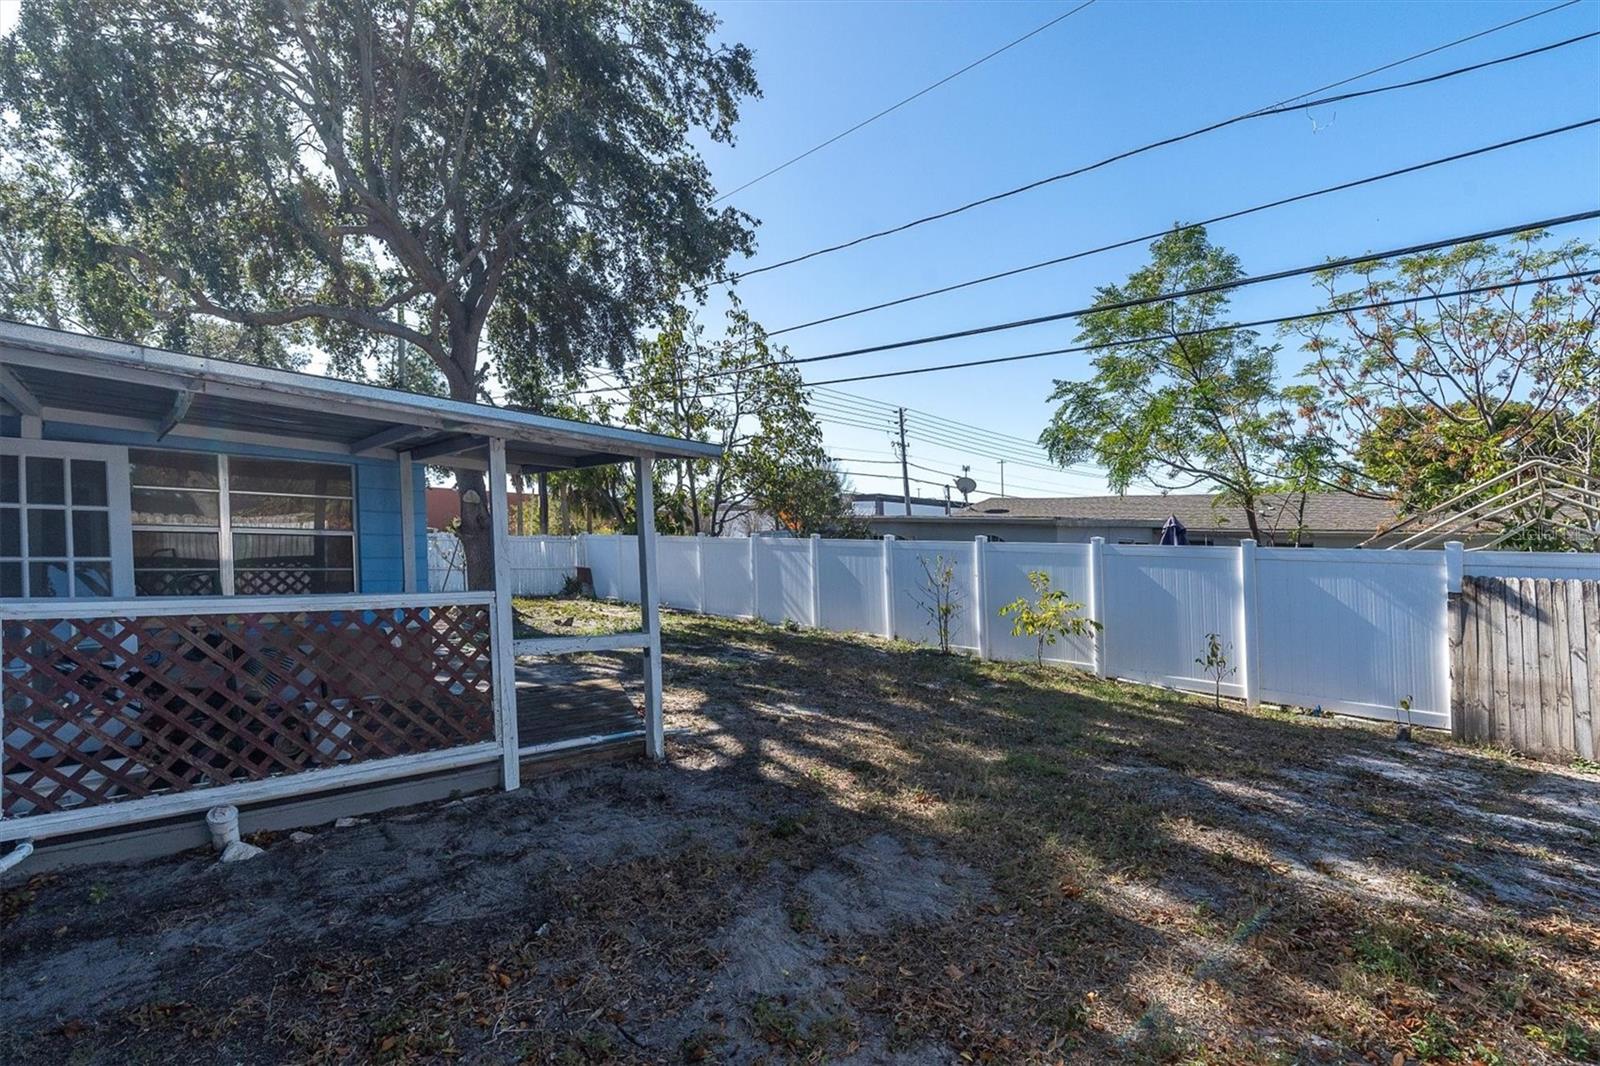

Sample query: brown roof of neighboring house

[955,492,1397,534]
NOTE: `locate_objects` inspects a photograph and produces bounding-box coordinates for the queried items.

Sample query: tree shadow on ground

[2,610,1598,1065]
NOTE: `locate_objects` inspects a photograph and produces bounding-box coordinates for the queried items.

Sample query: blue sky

[2,1,1594,501]
[693,0,1600,500]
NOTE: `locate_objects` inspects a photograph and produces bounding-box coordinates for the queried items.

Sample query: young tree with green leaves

[999,571,1099,668]
[626,301,844,536]
[1,0,757,587]
[1291,233,1600,517]
[1039,226,1297,543]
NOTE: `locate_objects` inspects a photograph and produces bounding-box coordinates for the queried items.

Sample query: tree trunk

[445,352,497,590]
[457,467,495,591]
[537,472,550,534]
[1242,497,1265,544]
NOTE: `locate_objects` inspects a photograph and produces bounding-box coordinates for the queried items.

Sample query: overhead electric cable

[713,0,1098,204]
[733,29,1599,279]
[767,118,1600,335]
[802,269,1600,387]
[764,209,1600,370]
[1261,0,1582,109]
[580,211,1600,400]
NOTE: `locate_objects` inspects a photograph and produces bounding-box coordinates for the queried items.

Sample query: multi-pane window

[229,457,355,595]
[130,450,356,596]
[0,452,115,598]
[130,449,223,596]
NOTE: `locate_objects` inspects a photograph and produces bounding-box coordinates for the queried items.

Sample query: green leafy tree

[1039,226,1297,542]
[755,460,868,538]
[626,301,845,536]
[999,570,1099,667]
[1,0,757,587]
[1292,233,1600,516]
[1353,401,1555,514]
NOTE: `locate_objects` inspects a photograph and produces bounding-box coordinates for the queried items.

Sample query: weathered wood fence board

[1452,576,1597,761]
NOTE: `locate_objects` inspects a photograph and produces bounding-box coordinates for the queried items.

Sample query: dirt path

[4,611,1598,1064]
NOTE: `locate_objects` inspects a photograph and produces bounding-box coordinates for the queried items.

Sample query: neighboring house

[848,491,966,517]
[863,491,1399,547]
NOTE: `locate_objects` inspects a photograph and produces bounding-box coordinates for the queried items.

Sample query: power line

[578,210,1600,400]
[767,118,1600,335]
[769,209,1600,370]
[817,386,1079,455]
[810,391,1108,476]
[804,268,1600,388]
[712,0,1098,204]
[732,28,1599,279]
[1262,0,1583,110]
[817,403,1111,489]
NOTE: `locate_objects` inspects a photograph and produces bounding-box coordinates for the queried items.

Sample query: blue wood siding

[17,419,429,594]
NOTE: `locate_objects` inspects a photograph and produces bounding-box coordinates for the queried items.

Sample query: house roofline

[0,318,722,462]
[863,514,1377,536]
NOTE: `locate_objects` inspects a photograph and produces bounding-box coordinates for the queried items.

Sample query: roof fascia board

[0,322,720,460]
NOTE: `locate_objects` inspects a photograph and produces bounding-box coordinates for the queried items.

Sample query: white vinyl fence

[429,532,1600,732]
[428,532,579,596]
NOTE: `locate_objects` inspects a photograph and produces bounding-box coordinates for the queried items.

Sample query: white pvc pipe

[0,840,34,876]
[206,805,241,851]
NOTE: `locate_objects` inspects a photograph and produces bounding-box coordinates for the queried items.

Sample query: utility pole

[897,407,911,516]
[998,459,1006,496]
[943,484,952,515]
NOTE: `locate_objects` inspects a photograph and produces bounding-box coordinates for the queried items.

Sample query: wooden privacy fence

[1451,577,1598,761]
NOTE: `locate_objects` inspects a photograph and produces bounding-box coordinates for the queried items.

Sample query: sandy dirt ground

[3,603,1599,1064]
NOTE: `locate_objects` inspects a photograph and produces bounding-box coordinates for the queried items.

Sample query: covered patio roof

[0,319,720,469]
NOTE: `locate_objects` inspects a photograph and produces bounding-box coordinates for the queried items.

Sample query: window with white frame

[130,450,356,596]
[0,450,117,598]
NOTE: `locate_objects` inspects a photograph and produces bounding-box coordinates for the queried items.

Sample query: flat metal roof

[0,320,721,468]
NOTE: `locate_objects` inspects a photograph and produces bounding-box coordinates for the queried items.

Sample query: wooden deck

[514,661,643,750]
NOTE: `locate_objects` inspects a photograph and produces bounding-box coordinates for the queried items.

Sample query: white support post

[973,536,990,660]
[880,535,897,640]
[398,451,418,593]
[1444,539,1464,594]
[1088,537,1107,678]
[635,455,665,759]
[695,532,708,614]
[488,439,521,790]
[615,534,626,602]
[749,536,761,620]
[1238,538,1261,710]
[809,533,823,629]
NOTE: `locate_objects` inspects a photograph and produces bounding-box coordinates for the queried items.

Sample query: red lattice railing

[1,600,496,818]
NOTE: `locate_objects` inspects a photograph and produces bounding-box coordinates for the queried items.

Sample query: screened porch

[0,321,707,850]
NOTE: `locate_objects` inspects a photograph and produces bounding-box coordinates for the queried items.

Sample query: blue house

[0,321,717,870]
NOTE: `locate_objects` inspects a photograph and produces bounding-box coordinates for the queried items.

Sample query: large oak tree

[1,0,758,586]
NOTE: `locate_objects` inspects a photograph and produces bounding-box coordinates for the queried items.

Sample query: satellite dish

[954,476,977,499]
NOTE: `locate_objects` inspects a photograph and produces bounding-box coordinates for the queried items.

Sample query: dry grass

[4,605,1599,1065]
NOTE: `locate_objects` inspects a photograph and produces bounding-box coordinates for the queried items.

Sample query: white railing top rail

[0,589,496,621]
[1255,546,1443,564]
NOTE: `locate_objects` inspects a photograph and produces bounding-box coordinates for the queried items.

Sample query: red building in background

[426,485,542,533]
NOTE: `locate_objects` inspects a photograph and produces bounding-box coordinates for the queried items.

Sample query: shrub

[999,570,1100,667]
